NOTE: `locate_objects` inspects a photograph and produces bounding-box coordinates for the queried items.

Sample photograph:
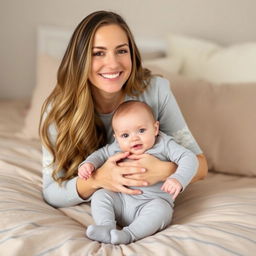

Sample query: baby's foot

[110,229,133,244]
[86,224,113,243]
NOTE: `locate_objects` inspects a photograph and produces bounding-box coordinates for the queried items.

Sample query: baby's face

[113,108,159,154]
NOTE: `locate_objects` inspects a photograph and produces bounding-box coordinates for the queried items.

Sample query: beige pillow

[167,34,256,83]
[21,54,60,139]
[169,74,256,176]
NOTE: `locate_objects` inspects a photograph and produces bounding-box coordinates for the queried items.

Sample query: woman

[40,10,208,208]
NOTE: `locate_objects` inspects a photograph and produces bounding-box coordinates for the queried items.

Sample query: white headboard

[37,26,72,59]
[37,26,167,60]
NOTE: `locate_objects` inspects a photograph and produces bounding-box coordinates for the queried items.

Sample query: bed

[0,27,256,256]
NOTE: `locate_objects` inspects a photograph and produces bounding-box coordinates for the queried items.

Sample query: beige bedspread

[0,100,255,256]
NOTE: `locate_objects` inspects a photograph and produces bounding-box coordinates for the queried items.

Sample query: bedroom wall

[1,0,256,99]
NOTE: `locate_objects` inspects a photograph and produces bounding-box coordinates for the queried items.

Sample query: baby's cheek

[119,142,129,152]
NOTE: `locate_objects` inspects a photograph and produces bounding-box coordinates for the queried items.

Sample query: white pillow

[140,51,165,60]
[167,34,256,83]
[143,57,182,78]
[21,54,60,139]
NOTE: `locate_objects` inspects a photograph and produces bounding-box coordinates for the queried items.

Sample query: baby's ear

[154,121,160,135]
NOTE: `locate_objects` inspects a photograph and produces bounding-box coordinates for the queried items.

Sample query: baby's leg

[86,189,122,243]
[111,198,173,244]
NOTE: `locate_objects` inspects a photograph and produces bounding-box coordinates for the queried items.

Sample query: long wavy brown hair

[39,10,152,184]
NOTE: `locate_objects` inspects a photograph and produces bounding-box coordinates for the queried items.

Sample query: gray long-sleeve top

[42,76,202,207]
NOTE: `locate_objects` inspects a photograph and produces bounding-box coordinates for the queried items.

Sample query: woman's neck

[92,89,125,114]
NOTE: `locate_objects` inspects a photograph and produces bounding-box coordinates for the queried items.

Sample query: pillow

[140,51,165,60]
[167,34,256,83]
[169,74,256,176]
[21,54,60,139]
[143,57,182,77]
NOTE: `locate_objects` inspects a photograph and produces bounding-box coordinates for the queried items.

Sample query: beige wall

[1,0,256,99]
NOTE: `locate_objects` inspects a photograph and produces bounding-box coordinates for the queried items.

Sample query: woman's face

[89,24,132,96]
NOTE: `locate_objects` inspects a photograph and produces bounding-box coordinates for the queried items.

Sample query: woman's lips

[100,72,122,79]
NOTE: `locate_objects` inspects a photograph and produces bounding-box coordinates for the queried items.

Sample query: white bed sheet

[0,100,255,256]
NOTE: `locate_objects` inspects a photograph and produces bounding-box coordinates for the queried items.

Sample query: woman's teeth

[101,72,120,79]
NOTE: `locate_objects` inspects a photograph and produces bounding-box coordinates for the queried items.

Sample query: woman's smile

[99,71,123,80]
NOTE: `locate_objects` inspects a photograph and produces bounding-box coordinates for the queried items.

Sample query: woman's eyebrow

[116,43,129,48]
[92,43,129,50]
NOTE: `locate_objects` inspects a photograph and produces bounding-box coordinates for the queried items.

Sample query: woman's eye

[139,128,146,133]
[117,49,128,54]
[121,133,129,138]
[92,51,104,57]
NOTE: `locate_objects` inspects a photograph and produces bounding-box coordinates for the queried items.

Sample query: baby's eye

[121,133,129,138]
[139,128,146,133]
[92,51,104,57]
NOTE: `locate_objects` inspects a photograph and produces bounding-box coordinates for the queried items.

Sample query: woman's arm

[42,145,87,207]
[76,152,149,199]
[191,153,208,183]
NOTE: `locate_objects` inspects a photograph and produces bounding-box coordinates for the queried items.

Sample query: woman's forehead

[93,24,129,46]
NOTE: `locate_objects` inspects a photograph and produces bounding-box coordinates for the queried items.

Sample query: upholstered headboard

[37,26,167,60]
[37,26,71,59]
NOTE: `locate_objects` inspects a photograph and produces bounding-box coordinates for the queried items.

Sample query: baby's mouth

[132,144,143,150]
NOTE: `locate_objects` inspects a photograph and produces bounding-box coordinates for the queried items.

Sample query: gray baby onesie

[81,131,199,243]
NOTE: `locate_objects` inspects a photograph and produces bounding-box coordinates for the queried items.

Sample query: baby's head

[112,101,159,154]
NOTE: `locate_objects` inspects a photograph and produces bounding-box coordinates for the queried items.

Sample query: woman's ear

[154,121,159,136]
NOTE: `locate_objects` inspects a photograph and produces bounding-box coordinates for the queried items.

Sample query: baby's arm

[163,134,199,191]
[161,178,182,200]
[78,141,119,180]
[78,162,95,180]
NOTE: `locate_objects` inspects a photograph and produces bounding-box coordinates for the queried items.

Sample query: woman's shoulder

[144,76,171,97]
[148,75,170,89]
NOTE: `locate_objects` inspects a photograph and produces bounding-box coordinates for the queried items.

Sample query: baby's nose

[131,134,139,141]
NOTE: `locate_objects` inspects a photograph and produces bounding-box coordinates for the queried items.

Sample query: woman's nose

[106,53,119,69]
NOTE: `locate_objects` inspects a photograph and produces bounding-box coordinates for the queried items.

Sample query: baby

[79,100,198,244]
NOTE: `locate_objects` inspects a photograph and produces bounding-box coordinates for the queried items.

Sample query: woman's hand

[91,152,148,195]
[118,154,177,185]
[121,153,208,185]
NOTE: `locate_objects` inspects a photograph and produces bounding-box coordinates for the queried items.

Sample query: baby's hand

[78,163,95,180]
[161,178,182,200]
